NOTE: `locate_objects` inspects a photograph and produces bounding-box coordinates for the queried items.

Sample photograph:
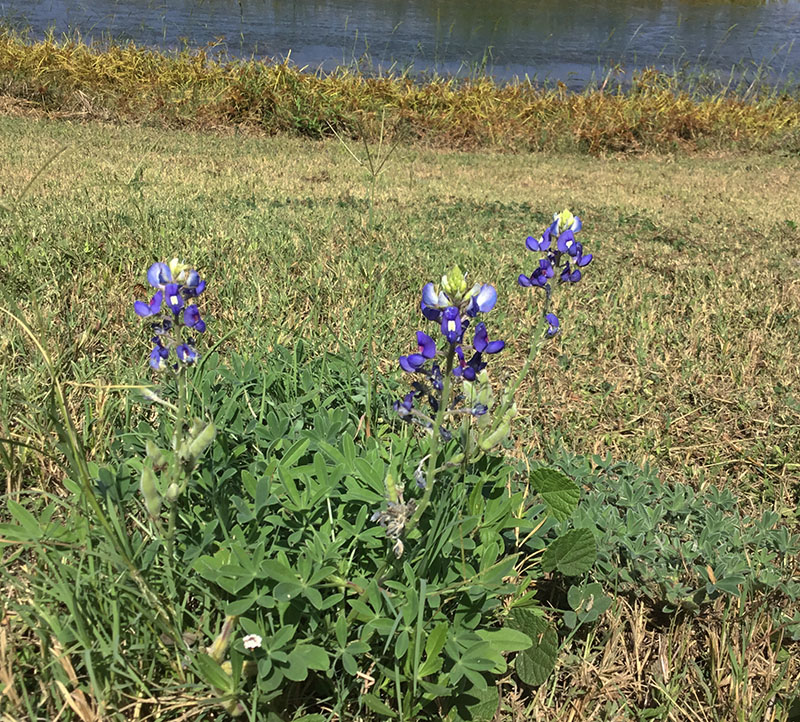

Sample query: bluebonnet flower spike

[135,258,206,370]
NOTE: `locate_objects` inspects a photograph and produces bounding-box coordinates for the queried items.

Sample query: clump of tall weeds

[1,30,799,153]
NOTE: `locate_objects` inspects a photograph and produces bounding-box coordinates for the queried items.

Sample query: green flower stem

[491,291,552,427]
[459,413,472,478]
[165,369,188,562]
[343,346,456,625]
[407,343,457,532]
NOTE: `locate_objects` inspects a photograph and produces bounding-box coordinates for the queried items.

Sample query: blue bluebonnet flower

[164,283,185,314]
[454,322,505,380]
[518,258,555,288]
[150,340,169,370]
[182,270,207,298]
[473,323,505,354]
[135,259,206,370]
[176,343,198,364]
[147,262,173,289]
[573,243,593,267]
[559,263,582,284]
[399,332,436,373]
[525,234,551,253]
[453,345,485,381]
[465,284,497,317]
[441,307,463,344]
[393,392,415,419]
[134,291,163,318]
[184,305,206,333]
[545,313,560,337]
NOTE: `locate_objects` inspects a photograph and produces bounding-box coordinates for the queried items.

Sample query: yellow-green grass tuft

[2,31,800,153]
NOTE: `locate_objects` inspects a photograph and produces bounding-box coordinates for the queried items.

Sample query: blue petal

[134,300,152,317]
[147,262,171,288]
[518,274,532,287]
[399,356,416,373]
[177,344,197,364]
[422,283,439,307]
[473,323,488,352]
[165,284,184,313]
[557,230,574,253]
[474,284,497,313]
[421,302,443,322]
[417,331,436,358]
[184,304,201,327]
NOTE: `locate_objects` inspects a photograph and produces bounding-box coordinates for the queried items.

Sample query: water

[2,0,800,88]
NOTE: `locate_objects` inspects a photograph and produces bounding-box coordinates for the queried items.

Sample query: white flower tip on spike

[242,634,262,650]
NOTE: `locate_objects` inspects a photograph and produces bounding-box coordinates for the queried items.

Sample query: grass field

[1,114,799,719]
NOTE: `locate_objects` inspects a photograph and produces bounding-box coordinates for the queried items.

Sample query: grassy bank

[2,31,800,154]
[1,115,799,719]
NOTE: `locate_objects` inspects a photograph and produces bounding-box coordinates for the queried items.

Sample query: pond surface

[3,0,800,87]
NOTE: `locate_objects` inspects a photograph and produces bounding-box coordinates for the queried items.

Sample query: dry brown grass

[1,32,800,154]
[503,598,798,721]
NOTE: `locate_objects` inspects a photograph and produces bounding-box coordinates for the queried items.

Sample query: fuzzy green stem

[407,343,456,531]
[165,369,187,561]
[491,291,552,426]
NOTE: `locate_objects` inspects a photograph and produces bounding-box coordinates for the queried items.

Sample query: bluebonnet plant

[133,258,215,560]
[134,258,207,371]
[376,212,594,557]
[378,266,517,556]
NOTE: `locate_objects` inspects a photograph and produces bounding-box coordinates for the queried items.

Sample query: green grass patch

[0,116,798,720]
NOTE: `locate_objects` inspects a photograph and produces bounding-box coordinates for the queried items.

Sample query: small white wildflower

[242,634,262,650]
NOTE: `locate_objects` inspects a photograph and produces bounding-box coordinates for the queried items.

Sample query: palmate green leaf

[529,467,581,522]
[225,596,257,616]
[476,627,532,652]
[260,559,300,585]
[541,528,596,576]
[291,644,329,670]
[274,581,303,602]
[448,684,499,722]
[460,641,506,673]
